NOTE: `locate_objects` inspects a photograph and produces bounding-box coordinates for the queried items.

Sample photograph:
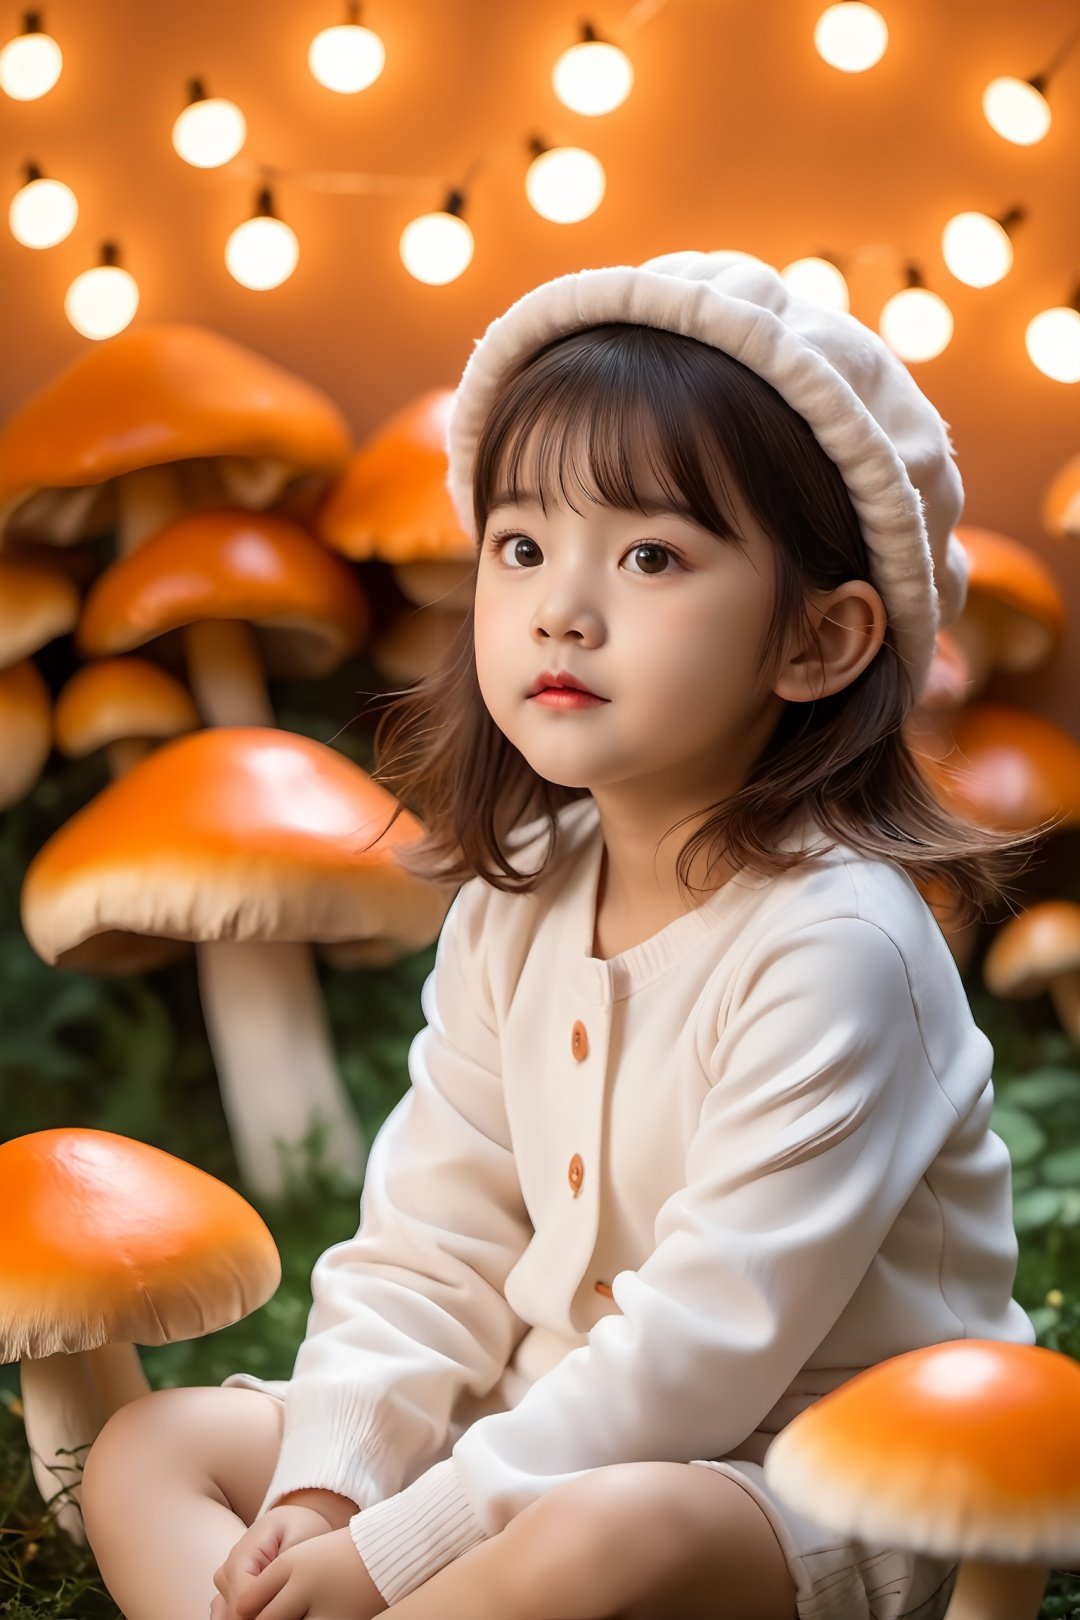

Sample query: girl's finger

[243,1573,308,1620]
[233,1556,291,1620]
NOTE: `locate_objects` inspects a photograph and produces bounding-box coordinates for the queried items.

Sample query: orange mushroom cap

[77,507,371,676]
[21,725,452,969]
[55,657,200,758]
[763,1339,1080,1564]
[317,389,473,563]
[1042,454,1080,541]
[0,659,52,810]
[0,553,80,666]
[954,525,1065,667]
[921,703,1080,832]
[0,325,352,547]
[983,900,1080,999]
[0,1128,280,1360]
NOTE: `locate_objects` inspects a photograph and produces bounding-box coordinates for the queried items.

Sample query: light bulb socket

[815,249,846,272]
[580,20,599,42]
[100,241,120,268]
[1028,72,1047,95]
[443,188,466,218]
[903,263,924,291]
[21,11,42,34]
[527,135,549,158]
[345,0,361,21]
[23,160,44,184]
[997,205,1025,234]
[187,76,207,104]
[254,186,277,219]
[1069,280,1080,315]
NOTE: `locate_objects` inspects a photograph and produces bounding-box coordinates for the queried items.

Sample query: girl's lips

[530,688,608,708]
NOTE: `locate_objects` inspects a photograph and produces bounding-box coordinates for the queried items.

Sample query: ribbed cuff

[254,1380,398,1518]
[348,1457,487,1604]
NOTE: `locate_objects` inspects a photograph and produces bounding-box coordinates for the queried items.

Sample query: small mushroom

[0,659,52,809]
[1041,453,1080,541]
[0,1127,280,1542]
[76,506,372,728]
[317,390,475,683]
[0,550,80,666]
[0,323,351,555]
[920,703,1080,834]
[20,727,453,1199]
[948,527,1065,699]
[983,900,1080,1041]
[55,656,200,778]
[763,1338,1080,1619]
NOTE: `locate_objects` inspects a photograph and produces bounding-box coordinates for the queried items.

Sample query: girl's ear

[773,581,888,704]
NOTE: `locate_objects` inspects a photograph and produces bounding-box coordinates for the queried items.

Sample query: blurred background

[2,2,1080,1615]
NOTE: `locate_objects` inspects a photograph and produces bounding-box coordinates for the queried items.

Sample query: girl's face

[473,431,790,814]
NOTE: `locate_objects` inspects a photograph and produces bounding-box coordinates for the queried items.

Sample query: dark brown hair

[367,323,1054,926]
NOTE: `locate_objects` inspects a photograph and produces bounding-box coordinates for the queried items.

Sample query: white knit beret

[445,249,968,702]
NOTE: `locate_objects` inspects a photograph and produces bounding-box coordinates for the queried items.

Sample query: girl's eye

[485,532,680,575]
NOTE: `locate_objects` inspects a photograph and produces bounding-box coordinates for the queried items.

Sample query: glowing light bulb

[172,82,247,168]
[400,207,474,285]
[941,212,1014,288]
[983,76,1051,144]
[309,20,385,92]
[65,247,139,340]
[225,193,299,290]
[9,168,77,247]
[0,16,62,100]
[780,256,850,312]
[525,146,606,224]
[879,286,953,362]
[813,3,888,72]
[553,31,633,115]
[1026,307,1080,384]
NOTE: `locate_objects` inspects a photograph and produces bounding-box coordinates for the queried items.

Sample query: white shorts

[689,1458,959,1620]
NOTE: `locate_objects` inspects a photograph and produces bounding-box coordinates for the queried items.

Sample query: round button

[594,1279,613,1298]
[567,1153,584,1195]
[570,1020,589,1061]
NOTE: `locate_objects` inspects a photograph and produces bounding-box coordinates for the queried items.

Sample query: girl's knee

[82,1388,194,1526]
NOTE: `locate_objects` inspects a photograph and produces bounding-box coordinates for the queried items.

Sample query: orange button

[571,1020,589,1061]
[567,1153,584,1195]
[594,1279,614,1298]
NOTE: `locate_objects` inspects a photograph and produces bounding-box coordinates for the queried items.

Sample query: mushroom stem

[20,1343,149,1543]
[1049,970,1080,1043]
[946,606,997,699]
[946,1556,1048,1618]
[104,736,153,776]
[115,465,189,555]
[183,619,276,727]
[196,938,367,1200]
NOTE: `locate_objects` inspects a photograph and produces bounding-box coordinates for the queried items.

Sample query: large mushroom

[76,506,372,727]
[763,1338,1080,1618]
[947,526,1065,699]
[0,1127,280,1542]
[983,901,1080,1041]
[316,389,475,683]
[20,727,453,1199]
[0,324,351,556]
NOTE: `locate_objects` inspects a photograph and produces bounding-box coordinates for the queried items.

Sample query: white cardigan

[223,795,1034,1603]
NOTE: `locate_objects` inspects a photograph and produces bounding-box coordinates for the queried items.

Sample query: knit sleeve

[250,875,533,1520]
[348,914,967,1602]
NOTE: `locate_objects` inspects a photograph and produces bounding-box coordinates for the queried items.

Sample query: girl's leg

[383,1460,798,1620]
[81,1385,283,1620]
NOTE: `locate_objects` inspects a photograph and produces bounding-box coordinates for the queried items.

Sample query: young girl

[82,250,1045,1620]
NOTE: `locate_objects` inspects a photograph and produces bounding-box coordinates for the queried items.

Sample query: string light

[0,9,61,100]
[64,243,140,340]
[879,266,953,362]
[1026,288,1080,384]
[525,138,605,224]
[309,3,385,93]
[225,187,299,289]
[780,255,850,312]
[9,161,77,248]
[172,78,247,169]
[941,207,1022,288]
[813,3,888,73]
[982,77,1051,145]
[400,189,474,284]
[552,23,633,116]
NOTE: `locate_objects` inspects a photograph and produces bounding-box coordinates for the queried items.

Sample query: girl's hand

[223,1526,388,1620]
[211,1500,347,1618]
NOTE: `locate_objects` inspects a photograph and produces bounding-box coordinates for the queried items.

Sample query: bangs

[472,324,751,546]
